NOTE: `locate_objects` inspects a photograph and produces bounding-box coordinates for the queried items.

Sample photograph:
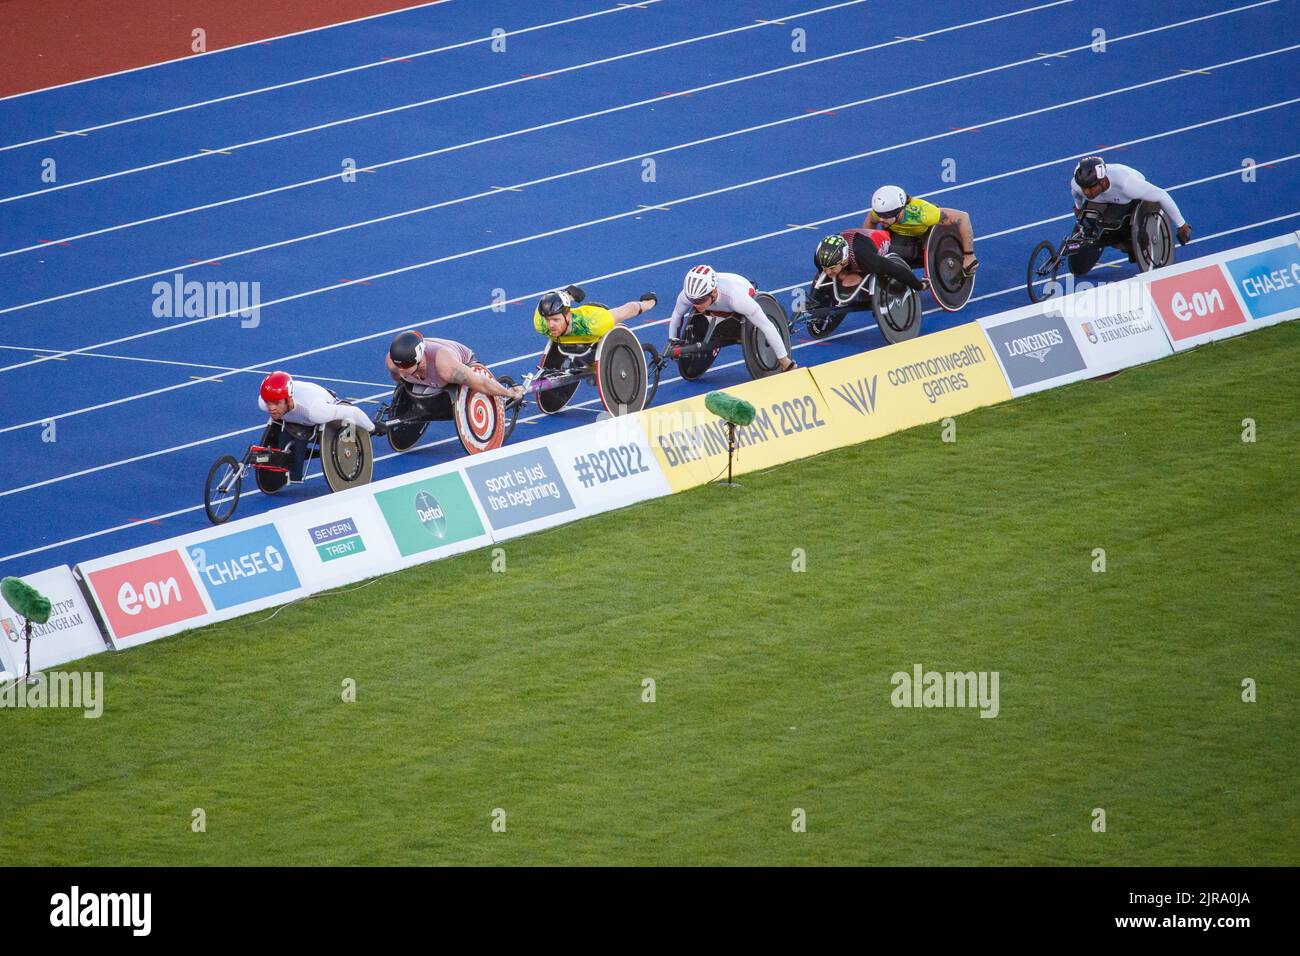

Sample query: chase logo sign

[986,311,1085,387]
[1225,245,1300,320]
[308,517,366,563]
[374,472,484,557]
[187,525,301,611]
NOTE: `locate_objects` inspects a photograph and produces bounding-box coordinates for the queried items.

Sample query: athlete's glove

[1177,223,1192,246]
[564,284,586,304]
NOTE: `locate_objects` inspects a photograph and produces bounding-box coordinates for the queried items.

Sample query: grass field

[6,322,1299,866]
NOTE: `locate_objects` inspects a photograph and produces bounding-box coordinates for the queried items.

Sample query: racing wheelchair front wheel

[204,455,243,525]
[1026,240,1062,304]
[1132,201,1174,272]
[742,293,793,378]
[676,313,721,380]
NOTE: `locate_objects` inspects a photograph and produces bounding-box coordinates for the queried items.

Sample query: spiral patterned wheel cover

[455,365,505,454]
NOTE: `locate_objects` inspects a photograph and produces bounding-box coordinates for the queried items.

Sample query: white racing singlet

[258,379,375,432]
[1070,162,1185,228]
[667,272,788,360]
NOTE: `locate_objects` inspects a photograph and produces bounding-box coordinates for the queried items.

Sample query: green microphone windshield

[704,390,756,427]
[1,576,52,625]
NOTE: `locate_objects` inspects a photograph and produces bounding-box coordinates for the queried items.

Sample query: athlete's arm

[939,207,977,267]
[608,293,657,324]
[1116,168,1186,229]
[666,292,691,340]
[435,348,519,400]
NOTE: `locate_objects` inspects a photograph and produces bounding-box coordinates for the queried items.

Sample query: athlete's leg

[1068,245,1104,277]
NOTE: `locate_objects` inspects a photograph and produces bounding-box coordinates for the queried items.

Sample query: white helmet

[872,185,908,217]
[683,264,718,301]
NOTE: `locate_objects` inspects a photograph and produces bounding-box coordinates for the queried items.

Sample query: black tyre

[204,455,243,525]
[742,293,792,378]
[1027,240,1061,303]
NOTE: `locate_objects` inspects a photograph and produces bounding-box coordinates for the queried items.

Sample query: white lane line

[3,207,1296,565]
[6,185,1297,499]
[0,0,875,205]
[0,1,456,104]
[0,1,1076,259]
[1,44,1291,359]
[1,128,1294,438]
[0,344,390,388]
[0,2,667,152]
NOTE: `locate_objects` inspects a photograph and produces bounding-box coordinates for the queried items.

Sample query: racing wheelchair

[657,288,793,381]
[204,408,373,525]
[885,222,976,312]
[374,363,522,455]
[789,254,923,344]
[527,315,663,415]
[1026,199,1174,303]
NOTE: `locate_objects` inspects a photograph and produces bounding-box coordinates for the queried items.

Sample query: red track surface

[0,0,441,97]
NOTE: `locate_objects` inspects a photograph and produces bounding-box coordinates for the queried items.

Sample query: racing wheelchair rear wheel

[322,418,373,493]
[742,293,793,378]
[536,342,583,415]
[872,255,922,345]
[1026,240,1062,304]
[1132,201,1174,272]
[204,455,243,525]
[454,364,508,454]
[383,383,433,453]
[595,324,649,414]
[925,223,974,312]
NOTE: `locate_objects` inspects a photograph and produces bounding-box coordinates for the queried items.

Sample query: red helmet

[260,370,293,404]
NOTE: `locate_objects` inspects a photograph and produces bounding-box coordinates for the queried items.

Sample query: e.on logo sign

[1147,265,1246,342]
[87,550,207,639]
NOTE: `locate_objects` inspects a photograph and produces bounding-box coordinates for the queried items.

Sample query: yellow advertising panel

[810,323,1012,447]
[635,369,847,491]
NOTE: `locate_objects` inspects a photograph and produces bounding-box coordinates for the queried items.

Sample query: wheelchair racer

[811,229,927,310]
[386,330,524,403]
[666,266,796,372]
[865,185,978,275]
[1068,156,1192,276]
[533,284,658,345]
[257,370,375,479]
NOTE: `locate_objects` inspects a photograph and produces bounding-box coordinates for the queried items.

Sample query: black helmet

[814,234,849,271]
[1074,156,1106,189]
[389,330,424,369]
[537,290,571,317]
